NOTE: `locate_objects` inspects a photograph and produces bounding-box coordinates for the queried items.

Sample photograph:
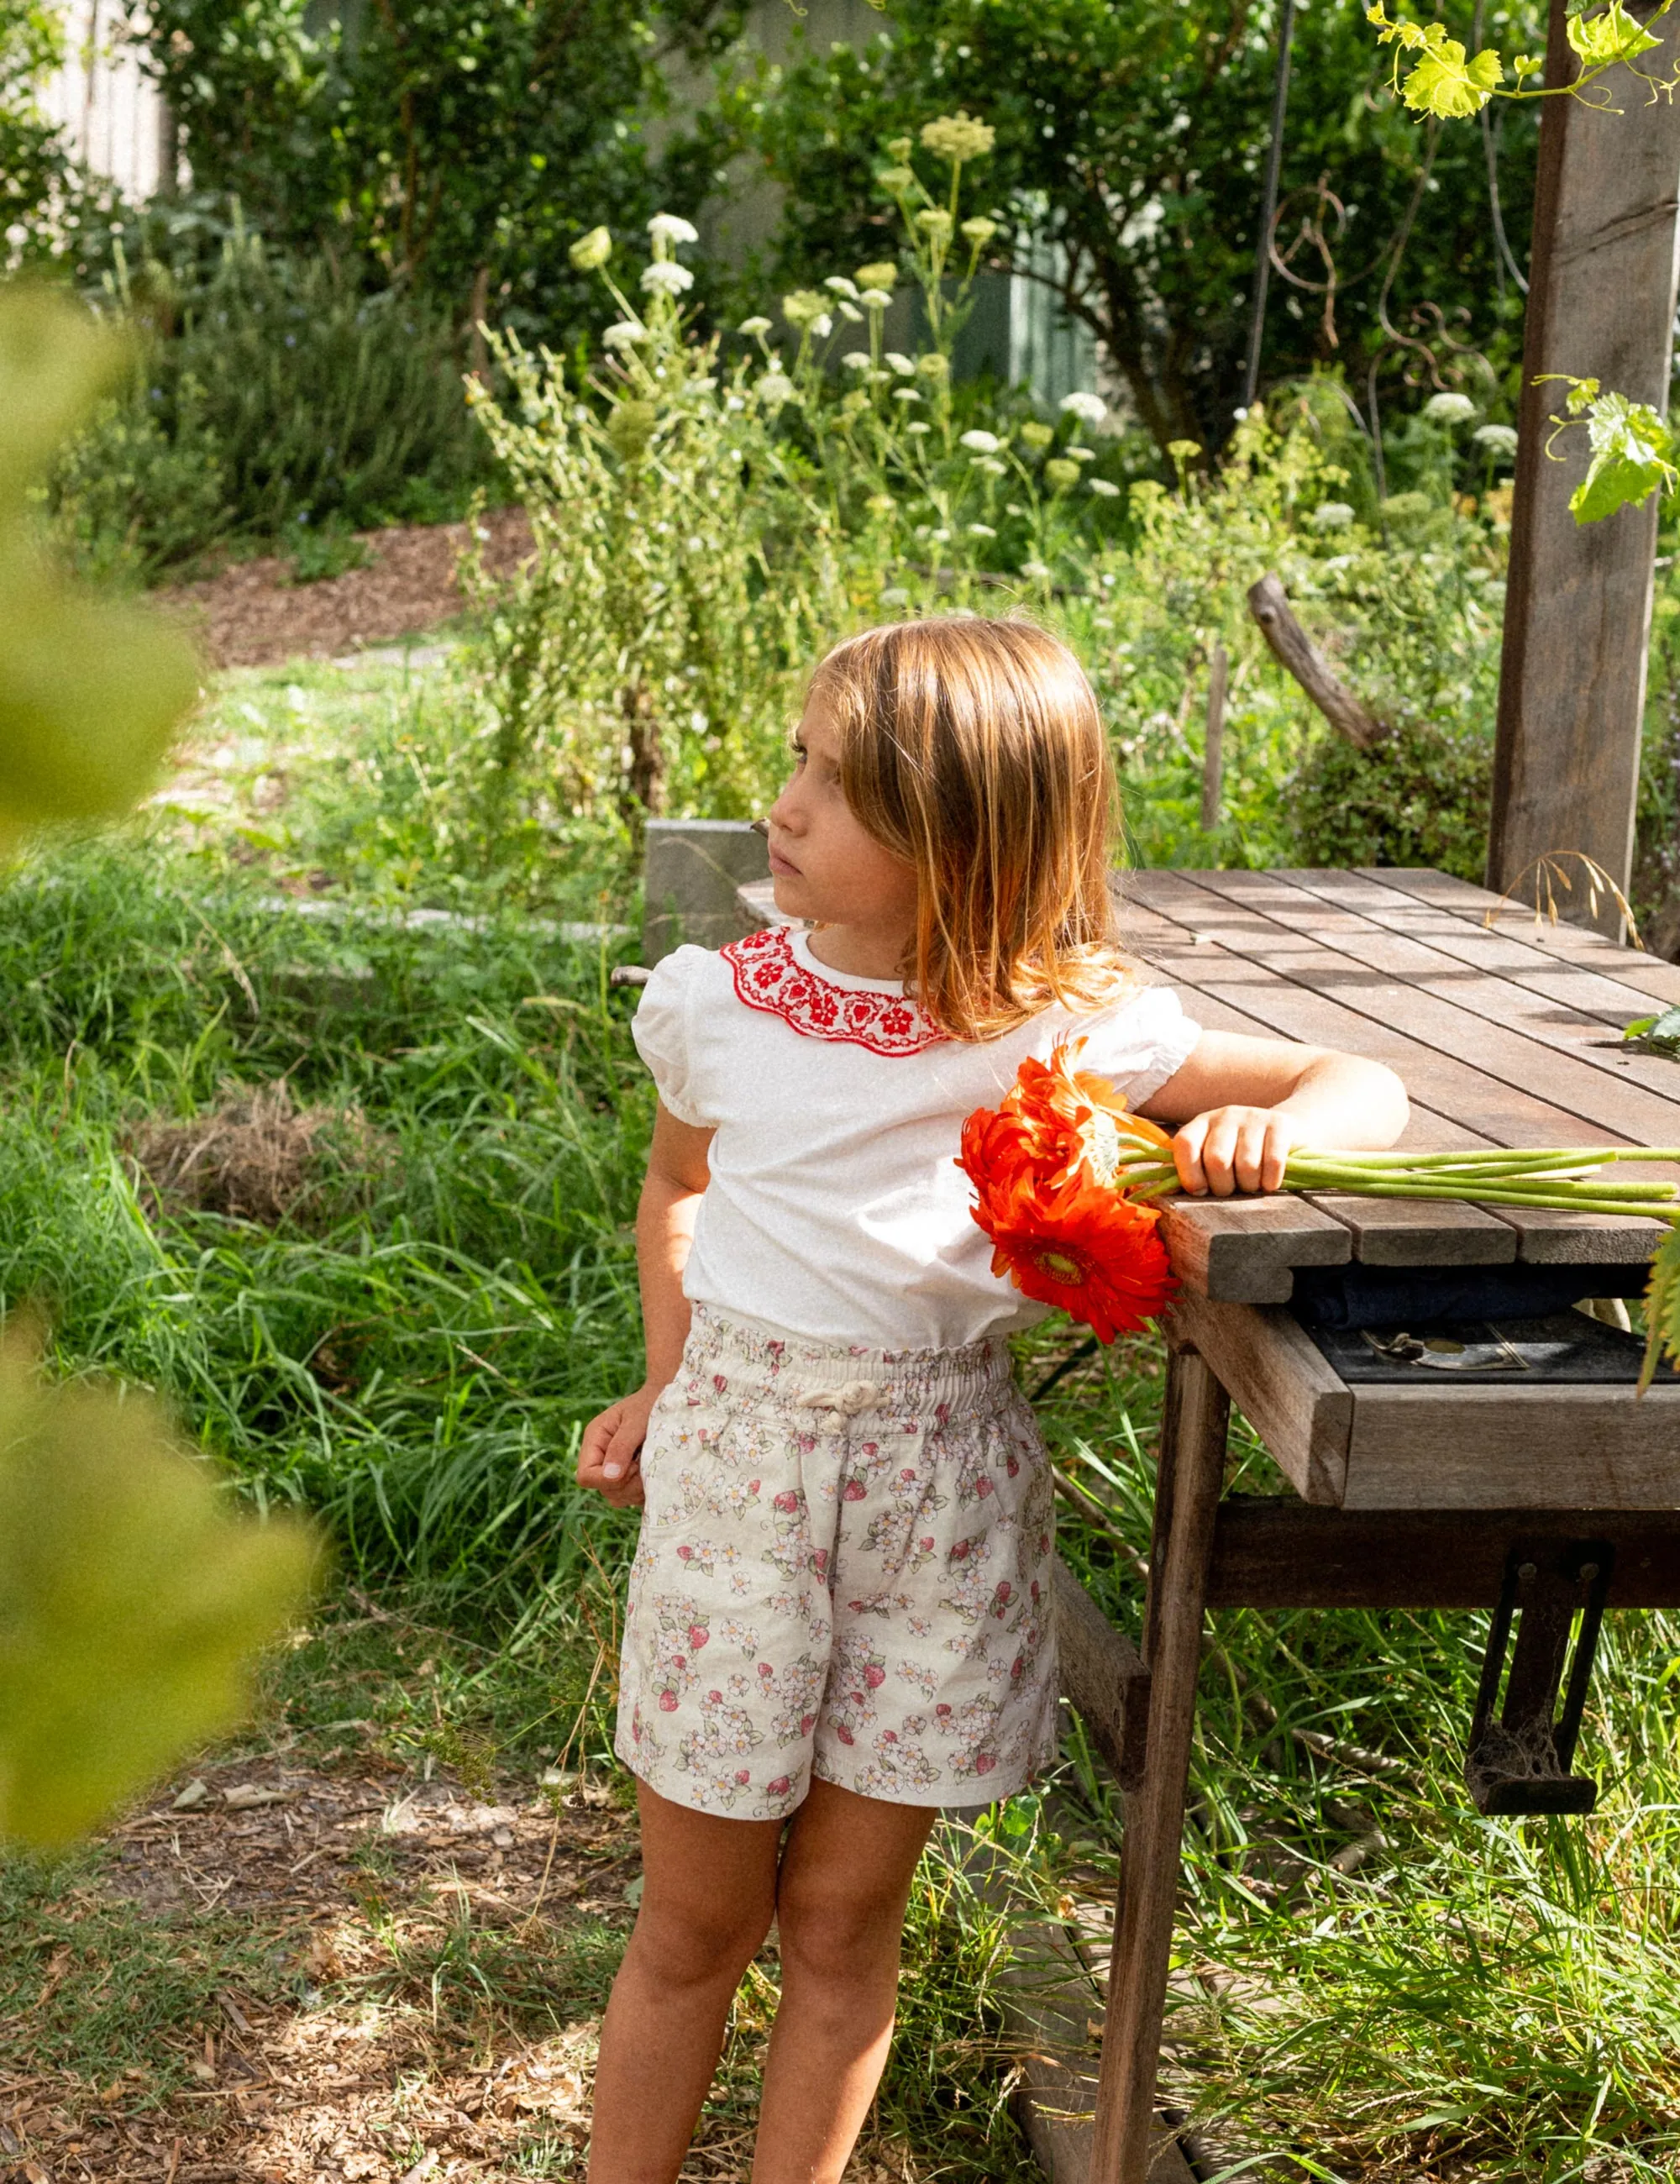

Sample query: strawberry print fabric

[616,1305,1058,1819]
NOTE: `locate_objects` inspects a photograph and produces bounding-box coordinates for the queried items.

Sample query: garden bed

[155,512,532,670]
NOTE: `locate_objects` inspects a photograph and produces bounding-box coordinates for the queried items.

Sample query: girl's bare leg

[751,1780,937,2184]
[588,1782,783,2182]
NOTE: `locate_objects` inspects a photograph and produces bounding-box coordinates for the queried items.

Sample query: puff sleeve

[631,946,715,1127]
[1077,982,1201,1108]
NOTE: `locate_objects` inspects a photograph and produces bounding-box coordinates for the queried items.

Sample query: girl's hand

[1173,1105,1306,1197]
[578,1384,662,1509]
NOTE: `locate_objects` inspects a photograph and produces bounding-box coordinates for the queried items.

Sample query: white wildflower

[858,288,890,312]
[1064,444,1096,463]
[842,351,873,371]
[810,312,833,339]
[738,315,772,336]
[974,458,1006,475]
[959,429,1001,454]
[757,372,796,407]
[641,260,695,296]
[1087,477,1121,498]
[1473,423,1518,459]
[647,213,699,246]
[603,321,648,350]
[836,301,864,323]
[1060,390,1106,428]
[880,585,911,605]
[968,522,997,538]
[1311,501,1356,530]
[1021,559,1053,581]
[893,387,922,403]
[1424,391,1476,425]
[906,421,932,435]
[825,276,860,300]
[885,353,916,376]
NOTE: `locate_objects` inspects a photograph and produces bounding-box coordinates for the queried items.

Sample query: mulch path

[1,1756,633,2183]
[155,512,533,671]
[0,1751,920,2183]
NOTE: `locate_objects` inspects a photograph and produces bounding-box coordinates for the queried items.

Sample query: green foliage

[50,229,493,576]
[1045,388,1507,873]
[1541,374,1680,527]
[0,0,71,265]
[0,287,198,838]
[1291,717,1493,879]
[0,1326,320,1847]
[131,0,741,336]
[719,0,1537,453]
[466,166,1126,829]
[1369,0,1674,115]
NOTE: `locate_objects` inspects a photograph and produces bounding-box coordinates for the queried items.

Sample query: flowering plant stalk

[958,1042,1680,1374]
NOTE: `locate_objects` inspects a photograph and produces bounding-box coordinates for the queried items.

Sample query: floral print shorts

[616,1305,1058,1820]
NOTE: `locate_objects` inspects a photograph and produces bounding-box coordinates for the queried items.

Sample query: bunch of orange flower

[958,1042,1180,1342]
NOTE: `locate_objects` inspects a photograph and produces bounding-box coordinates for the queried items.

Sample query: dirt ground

[155,512,533,671]
[0,1719,921,2183]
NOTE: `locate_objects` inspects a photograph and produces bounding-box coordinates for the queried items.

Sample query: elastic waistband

[687,1303,1012,1410]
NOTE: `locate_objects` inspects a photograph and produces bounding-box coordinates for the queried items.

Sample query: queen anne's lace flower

[921,113,996,164]
[968,522,997,538]
[1473,423,1518,459]
[960,217,998,247]
[959,429,1001,454]
[1043,458,1079,490]
[1312,501,1356,530]
[647,213,699,247]
[757,372,796,407]
[1087,478,1121,498]
[1424,391,1476,424]
[856,262,898,292]
[825,276,860,301]
[642,260,694,296]
[1059,391,1106,428]
[603,321,648,350]
[858,289,890,312]
[885,353,916,376]
[781,290,828,330]
[569,226,612,272]
[843,352,872,371]
[738,316,772,337]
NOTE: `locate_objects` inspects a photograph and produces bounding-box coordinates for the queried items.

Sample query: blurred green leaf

[1623,1005,1680,1057]
[0,287,202,845]
[0,1322,323,1845]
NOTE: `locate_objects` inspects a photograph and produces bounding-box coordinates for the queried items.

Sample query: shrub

[1289,717,1493,880]
[51,227,494,577]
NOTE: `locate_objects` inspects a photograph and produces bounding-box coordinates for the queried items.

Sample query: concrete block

[643,819,770,963]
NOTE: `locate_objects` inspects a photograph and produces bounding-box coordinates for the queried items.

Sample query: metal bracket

[1464,1537,1614,1816]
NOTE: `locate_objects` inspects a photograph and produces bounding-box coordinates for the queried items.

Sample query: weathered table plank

[1119,877,1668,1267]
[1359,867,1680,1010]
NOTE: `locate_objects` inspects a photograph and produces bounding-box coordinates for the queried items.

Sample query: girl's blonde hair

[808,615,1131,1042]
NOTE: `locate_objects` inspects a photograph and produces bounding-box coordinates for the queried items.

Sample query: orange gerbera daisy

[958,1041,1179,1341]
[978,1158,1176,1342]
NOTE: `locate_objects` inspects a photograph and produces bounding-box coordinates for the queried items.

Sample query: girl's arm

[577,1100,715,1509]
[1140,1029,1408,1198]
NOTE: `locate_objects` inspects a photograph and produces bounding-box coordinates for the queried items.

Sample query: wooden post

[1488,0,1680,933]
[1089,1347,1230,2184]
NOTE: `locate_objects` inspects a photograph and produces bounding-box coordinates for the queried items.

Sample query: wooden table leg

[1089,1345,1231,2183]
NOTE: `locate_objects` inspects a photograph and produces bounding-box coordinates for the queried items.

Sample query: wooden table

[1084,867,1680,2183]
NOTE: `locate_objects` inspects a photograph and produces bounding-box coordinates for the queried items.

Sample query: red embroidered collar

[721,925,946,1055]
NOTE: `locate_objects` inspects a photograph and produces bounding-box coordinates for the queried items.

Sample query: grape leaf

[1366,7,1504,114]
[1403,36,1504,115]
[1567,1,1662,70]
[1568,389,1678,523]
[0,1328,322,1845]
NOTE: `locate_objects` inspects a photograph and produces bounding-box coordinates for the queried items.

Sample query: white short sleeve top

[633,923,1201,1351]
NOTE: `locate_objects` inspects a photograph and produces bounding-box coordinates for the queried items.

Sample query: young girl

[579,617,1407,2181]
